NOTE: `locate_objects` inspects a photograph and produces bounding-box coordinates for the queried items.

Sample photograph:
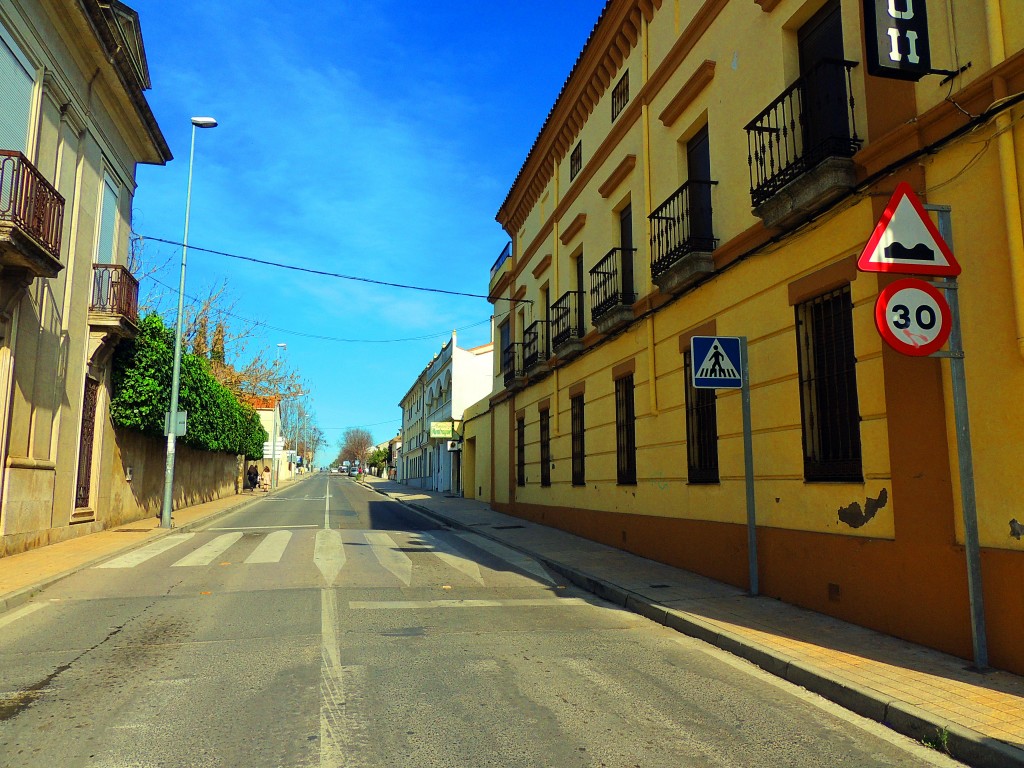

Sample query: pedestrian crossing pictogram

[691,336,743,389]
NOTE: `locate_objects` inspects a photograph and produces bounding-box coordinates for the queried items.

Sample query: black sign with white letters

[863,0,932,81]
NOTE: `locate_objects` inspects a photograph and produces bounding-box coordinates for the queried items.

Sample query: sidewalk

[362,475,1024,768]
[4,474,1023,767]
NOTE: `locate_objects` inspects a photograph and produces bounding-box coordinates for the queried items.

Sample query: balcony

[88,264,140,338]
[502,342,526,390]
[488,242,512,295]
[589,247,636,335]
[0,150,65,278]
[550,290,585,360]
[523,320,550,377]
[745,59,861,229]
[650,180,718,295]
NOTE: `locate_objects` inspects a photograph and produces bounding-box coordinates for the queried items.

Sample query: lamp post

[270,343,287,490]
[161,116,218,529]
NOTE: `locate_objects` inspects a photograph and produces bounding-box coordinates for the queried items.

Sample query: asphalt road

[0,474,963,767]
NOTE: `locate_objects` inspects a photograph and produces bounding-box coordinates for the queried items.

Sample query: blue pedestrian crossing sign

[691,336,743,389]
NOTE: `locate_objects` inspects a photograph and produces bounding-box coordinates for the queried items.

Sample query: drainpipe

[985,0,1024,359]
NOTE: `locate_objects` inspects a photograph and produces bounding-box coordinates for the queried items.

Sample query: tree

[336,428,373,467]
[367,446,389,475]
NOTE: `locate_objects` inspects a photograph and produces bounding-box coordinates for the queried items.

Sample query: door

[619,205,634,301]
[686,126,713,248]
[797,0,847,163]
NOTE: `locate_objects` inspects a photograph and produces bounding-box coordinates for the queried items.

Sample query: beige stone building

[0,0,170,555]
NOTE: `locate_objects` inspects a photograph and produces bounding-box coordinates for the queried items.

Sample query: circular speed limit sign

[874,278,952,356]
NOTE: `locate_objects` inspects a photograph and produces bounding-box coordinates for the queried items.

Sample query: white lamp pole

[161,116,217,529]
[270,343,287,490]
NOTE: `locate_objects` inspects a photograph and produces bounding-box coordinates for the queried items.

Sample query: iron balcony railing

[551,290,585,349]
[523,320,549,369]
[502,342,524,387]
[745,59,861,207]
[0,150,64,259]
[490,242,512,280]
[90,264,139,321]
[589,247,636,322]
[649,180,718,279]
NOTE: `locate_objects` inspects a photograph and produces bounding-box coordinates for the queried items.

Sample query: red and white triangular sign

[857,182,961,276]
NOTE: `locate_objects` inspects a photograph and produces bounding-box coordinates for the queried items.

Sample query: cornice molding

[658,60,716,126]
[755,0,784,12]
[560,213,587,246]
[531,253,552,279]
[598,153,637,198]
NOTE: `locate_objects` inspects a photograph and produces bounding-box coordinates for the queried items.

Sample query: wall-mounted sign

[863,0,931,81]
[429,421,454,439]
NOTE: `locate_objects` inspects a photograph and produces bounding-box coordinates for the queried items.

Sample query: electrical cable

[135,234,530,304]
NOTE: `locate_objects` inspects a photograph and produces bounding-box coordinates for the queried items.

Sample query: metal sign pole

[739,337,758,596]
[928,205,988,669]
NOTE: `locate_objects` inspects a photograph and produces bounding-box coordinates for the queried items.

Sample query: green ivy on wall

[111,314,268,459]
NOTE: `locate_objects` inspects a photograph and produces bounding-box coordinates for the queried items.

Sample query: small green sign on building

[429,421,454,439]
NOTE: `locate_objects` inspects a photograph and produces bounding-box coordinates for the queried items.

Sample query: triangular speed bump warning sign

[692,336,743,390]
[857,182,960,276]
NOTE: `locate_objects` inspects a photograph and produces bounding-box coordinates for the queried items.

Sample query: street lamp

[161,116,218,529]
[271,343,287,490]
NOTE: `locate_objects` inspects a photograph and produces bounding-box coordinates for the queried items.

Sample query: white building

[399,331,492,493]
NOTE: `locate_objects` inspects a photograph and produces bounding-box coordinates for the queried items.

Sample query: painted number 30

[891,303,937,331]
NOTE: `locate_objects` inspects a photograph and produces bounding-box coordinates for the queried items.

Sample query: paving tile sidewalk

[363,475,1024,768]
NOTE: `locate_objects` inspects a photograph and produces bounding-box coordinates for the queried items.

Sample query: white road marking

[349,598,591,609]
[0,602,47,629]
[453,532,554,583]
[171,532,243,567]
[414,532,485,585]
[209,525,317,530]
[320,591,370,767]
[95,533,195,569]
[244,530,293,564]
[325,480,330,529]
[364,532,412,586]
[314,529,345,586]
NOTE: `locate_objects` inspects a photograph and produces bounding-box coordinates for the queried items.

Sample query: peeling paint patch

[1010,519,1024,540]
[838,488,888,529]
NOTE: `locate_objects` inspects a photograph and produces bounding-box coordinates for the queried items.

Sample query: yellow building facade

[471,0,1024,673]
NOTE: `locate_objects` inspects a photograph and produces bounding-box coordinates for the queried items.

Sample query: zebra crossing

[93,528,555,586]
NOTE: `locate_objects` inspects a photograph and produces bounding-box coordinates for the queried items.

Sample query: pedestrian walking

[247,463,259,492]
[261,465,271,492]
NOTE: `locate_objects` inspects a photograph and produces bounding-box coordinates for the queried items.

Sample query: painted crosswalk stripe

[0,602,47,629]
[95,533,195,569]
[244,530,292,564]
[415,532,485,585]
[453,532,554,583]
[349,598,590,610]
[171,532,243,567]
[364,532,412,586]
[314,529,345,586]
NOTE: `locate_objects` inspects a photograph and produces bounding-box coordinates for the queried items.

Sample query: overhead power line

[146,275,491,344]
[136,234,529,304]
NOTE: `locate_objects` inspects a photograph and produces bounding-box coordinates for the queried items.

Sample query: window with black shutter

[615,374,636,485]
[571,394,585,486]
[540,409,551,487]
[516,417,526,487]
[683,349,719,483]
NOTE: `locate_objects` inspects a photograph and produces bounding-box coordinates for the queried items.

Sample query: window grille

[570,142,582,180]
[540,409,551,487]
[795,286,863,481]
[683,350,720,483]
[611,71,629,121]
[516,417,526,487]
[571,394,585,486]
[615,374,637,485]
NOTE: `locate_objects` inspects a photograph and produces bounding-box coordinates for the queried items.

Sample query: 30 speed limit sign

[874,278,952,356]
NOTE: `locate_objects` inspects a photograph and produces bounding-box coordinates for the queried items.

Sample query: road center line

[325,478,330,529]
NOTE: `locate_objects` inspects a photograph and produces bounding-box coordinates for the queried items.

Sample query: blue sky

[129,1,603,454]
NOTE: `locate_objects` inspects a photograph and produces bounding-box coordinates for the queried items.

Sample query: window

[539,409,551,487]
[611,71,629,121]
[795,285,863,481]
[499,319,510,372]
[683,350,719,483]
[570,141,582,180]
[95,171,120,264]
[0,28,33,153]
[615,374,636,485]
[516,417,526,487]
[571,394,585,486]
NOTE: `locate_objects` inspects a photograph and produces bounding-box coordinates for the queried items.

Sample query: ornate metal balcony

[745,59,861,227]
[88,264,140,341]
[523,320,550,377]
[550,290,585,360]
[502,342,526,390]
[0,150,65,277]
[650,180,718,295]
[589,247,636,334]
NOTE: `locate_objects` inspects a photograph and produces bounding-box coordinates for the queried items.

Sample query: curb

[369,484,1024,768]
